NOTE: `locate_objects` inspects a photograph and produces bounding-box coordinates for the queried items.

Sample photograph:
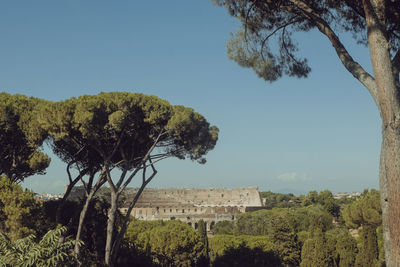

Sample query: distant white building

[333,192,361,199]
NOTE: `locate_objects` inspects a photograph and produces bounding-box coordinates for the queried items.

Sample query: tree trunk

[110,184,147,264]
[105,190,118,266]
[73,188,96,259]
[362,0,400,264]
[380,123,400,266]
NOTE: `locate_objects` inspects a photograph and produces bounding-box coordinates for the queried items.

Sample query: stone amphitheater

[121,187,263,231]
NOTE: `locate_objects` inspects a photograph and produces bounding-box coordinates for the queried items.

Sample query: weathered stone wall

[69,186,263,232]
[122,187,262,231]
[124,187,262,207]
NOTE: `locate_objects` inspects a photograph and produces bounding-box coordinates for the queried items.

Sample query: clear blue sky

[0,1,381,195]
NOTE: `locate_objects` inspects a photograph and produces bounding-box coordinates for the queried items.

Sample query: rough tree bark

[291,0,400,263]
[362,0,400,265]
[105,188,118,267]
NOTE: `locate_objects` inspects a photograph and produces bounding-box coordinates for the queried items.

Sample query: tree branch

[146,155,171,167]
[118,130,165,195]
[115,169,128,190]
[142,162,146,184]
[260,17,301,61]
[108,130,125,161]
[110,159,158,264]
[66,160,77,184]
[287,0,379,104]
[244,1,258,42]
[105,163,116,193]
[281,27,301,65]
[146,157,157,184]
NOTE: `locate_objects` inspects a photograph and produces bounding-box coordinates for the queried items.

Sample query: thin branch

[66,160,77,184]
[80,176,88,193]
[119,166,141,195]
[244,1,258,42]
[142,162,146,184]
[147,157,157,183]
[116,168,128,190]
[146,155,171,168]
[281,27,301,64]
[92,167,108,195]
[149,153,171,159]
[260,17,302,60]
[112,159,125,169]
[80,167,100,195]
[105,163,116,193]
[118,130,166,194]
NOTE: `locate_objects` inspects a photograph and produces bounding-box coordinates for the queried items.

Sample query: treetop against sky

[0,0,380,194]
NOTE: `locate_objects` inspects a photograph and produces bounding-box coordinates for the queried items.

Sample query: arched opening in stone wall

[188,222,192,227]
[195,222,198,230]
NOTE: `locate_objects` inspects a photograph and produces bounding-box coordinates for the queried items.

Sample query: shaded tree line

[0,173,384,266]
[212,189,384,267]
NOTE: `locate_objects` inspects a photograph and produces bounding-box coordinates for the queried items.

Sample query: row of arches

[186,221,215,231]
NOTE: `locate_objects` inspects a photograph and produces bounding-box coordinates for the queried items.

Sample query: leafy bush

[0,226,81,267]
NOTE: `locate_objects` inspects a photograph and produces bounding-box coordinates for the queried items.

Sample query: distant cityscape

[35,192,64,201]
[35,188,361,202]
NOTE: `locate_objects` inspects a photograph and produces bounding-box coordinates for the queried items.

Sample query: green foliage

[296,230,309,242]
[0,93,50,182]
[305,205,334,232]
[40,92,218,169]
[340,190,384,266]
[124,220,204,266]
[234,210,270,236]
[329,228,358,267]
[298,189,383,267]
[0,177,40,241]
[38,92,218,265]
[233,206,332,237]
[376,226,385,266]
[300,227,333,267]
[0,226,81,267]
[354,225,380,267]
[209,235,274,261]
[302,191,319,207]
[213,0,399,82]
[342,189,381,228]
[270,216,301,266]
[303,190,340,217]
[212,220,234,235]
[197,220,210,266]
[260,191,302,209]
[35,197,112,265]
[212,244,282,267]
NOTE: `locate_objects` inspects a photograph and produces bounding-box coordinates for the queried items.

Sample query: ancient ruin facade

[121,187,263,231]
